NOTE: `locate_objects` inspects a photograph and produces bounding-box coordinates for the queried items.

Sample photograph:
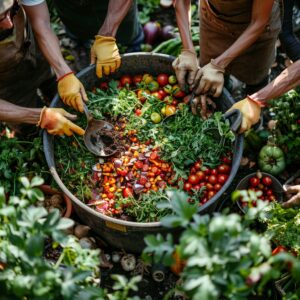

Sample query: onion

[114,159,123,168]
[133,183,144,194]
[160,25,177,41]
[143,21,161,45]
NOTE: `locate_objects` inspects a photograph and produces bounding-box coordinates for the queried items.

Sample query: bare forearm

[23,3,71,78]
[174,0,194,51]
[214,0,274,68]
[98,0,132,37]
[250,61,300,103]
[0,100,41,124]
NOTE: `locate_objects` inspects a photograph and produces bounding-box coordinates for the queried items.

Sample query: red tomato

[192,184,201,191]
[120,75,132,86]
[210,169,218,176]
[107,192,114,199]
[184,182,192,191]
[196,171,205,181]
[218,174,228,184]
[172,100,179,106]
[135,161,143,169]
[266,189,273,196]
[133,74,143,85]
[188,174,200,185]
[222,156,232,165]
[117,168,127,176]
[262,176,272,186]
[150,152,158,160]
[208,190,216,199]
[123,187,133,198]
[202,167,211,175]
[190,167,197,174]
[272,246,288,256]
[201,197,208,204]
[214,183,222,191]
[172,84,186,98]
[151,91,163,100]
[135,109,142,116]
[249,177,260,187]
[208,175,217,184]
[199,182,206,188]
[194,161,202,170]
[137,89,150,103]
[157,73,169,87]
[99,82,108,90]
[206,183,214,191]
[139,176,148,185]
[217,164,231,174]
[158,89,168,99]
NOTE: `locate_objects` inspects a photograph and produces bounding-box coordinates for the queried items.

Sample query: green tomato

[150,112,162,123]
[258,145,286,175]
[168,75,177,85]
[148,80,159,92]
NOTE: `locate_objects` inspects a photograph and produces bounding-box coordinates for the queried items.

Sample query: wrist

[210,59,225,73]
[57,71,74,82]
[54,65,73,80]
[246,95,266,108]
[182,48,196,56]
[37,106,47,127]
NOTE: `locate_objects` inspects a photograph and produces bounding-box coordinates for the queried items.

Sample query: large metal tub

[43,53,244,253]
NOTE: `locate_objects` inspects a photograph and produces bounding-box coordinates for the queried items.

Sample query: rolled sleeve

[21,0,45,6]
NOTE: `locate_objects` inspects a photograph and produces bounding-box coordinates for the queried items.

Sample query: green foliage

[0,176,141,300]
[269,88,300,164]
[137,0,160,24]
[0,135,49,192]
[143,190,300,300]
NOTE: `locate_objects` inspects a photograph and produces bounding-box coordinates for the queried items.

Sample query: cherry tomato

[217,164,231,174]
[188,174,200,185]
[202,167,211,175]
[142,74,154,84]
[120,75,132,86]
[139,176,148,185]
[123,187,133,198]
[150,112,162,123]
[133,74,143,85]
[208,190,216,199]
[272,246,288,256]
[163,84,173,94]
[192,184,201,191]
[249,177,260,187]
[137,89,150,103]
[151,91,163,100]
[194,161,202,170]
[218,174,228,184]
[210,169,218,176]
[208,175,217,184]
[172,84,186,98]
[213,183,221,191]
[190,167,197,174]
[222,156,232,165]
[157,73,169,87]
[262,176,272,186]
[135,161,144,169]
[206,183,214,191]
[148,80,160,92]
[158,89,168,99]
[168,75,177,84]
[196,171,205,181]
[99,81,108,90]
[184,182,192,191]
[150,152,158,160]
[135,109,142,116]
[165,105,176,116]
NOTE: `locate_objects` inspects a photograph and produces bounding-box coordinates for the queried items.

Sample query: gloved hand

[57,72,88,113]
[172,49,202,91]
[227,97,262,133]
[37,107,85,136]
[282,185,300,208]
[91,35,121,78]
[194,60,225,97]
[190,94,216,119]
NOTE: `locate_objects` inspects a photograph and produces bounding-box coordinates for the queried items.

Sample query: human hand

[172,49,202,91]
[190,94,216,119]
[91,35,121,78]
[193,60,225,97]
[37,107,85,136]
[282,185,300,208]
[57,73,88,113]
[226,97,261,133]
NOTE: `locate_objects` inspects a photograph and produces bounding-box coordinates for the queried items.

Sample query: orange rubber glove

[57,72,88,113]
[91,35,121,78]
[37,107,85,136]
[172,49,202,91]
[227,97,263,133]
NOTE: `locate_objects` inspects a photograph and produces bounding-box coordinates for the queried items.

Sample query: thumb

[80,83,88,102]
[59,109,78,121]
[90,46,96,65]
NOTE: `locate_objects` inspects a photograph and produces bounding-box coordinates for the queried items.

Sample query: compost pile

[55,73,235,222]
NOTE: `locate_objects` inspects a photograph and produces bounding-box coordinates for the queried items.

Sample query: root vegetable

[121,254,136,271]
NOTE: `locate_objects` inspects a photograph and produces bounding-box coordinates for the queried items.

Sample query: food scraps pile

[55,73,236,222]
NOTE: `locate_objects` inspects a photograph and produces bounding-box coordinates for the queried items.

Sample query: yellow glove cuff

[210,59,225,73]
[37,106,47,127]
[247,95,266,108]
[94,35,116,43]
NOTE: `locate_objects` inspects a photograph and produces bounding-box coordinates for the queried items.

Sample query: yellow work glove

[91,35,121,78]
[195,59,225,97]
[37,107,85,136]
[57,72,88,113]
[227,97,263,133]
[172,49,202,91]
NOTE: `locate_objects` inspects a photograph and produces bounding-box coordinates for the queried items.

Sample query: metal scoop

[83,104,119,157]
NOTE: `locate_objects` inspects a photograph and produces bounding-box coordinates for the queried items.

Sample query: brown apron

[0,5,54,108]
[200,0,281,85]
